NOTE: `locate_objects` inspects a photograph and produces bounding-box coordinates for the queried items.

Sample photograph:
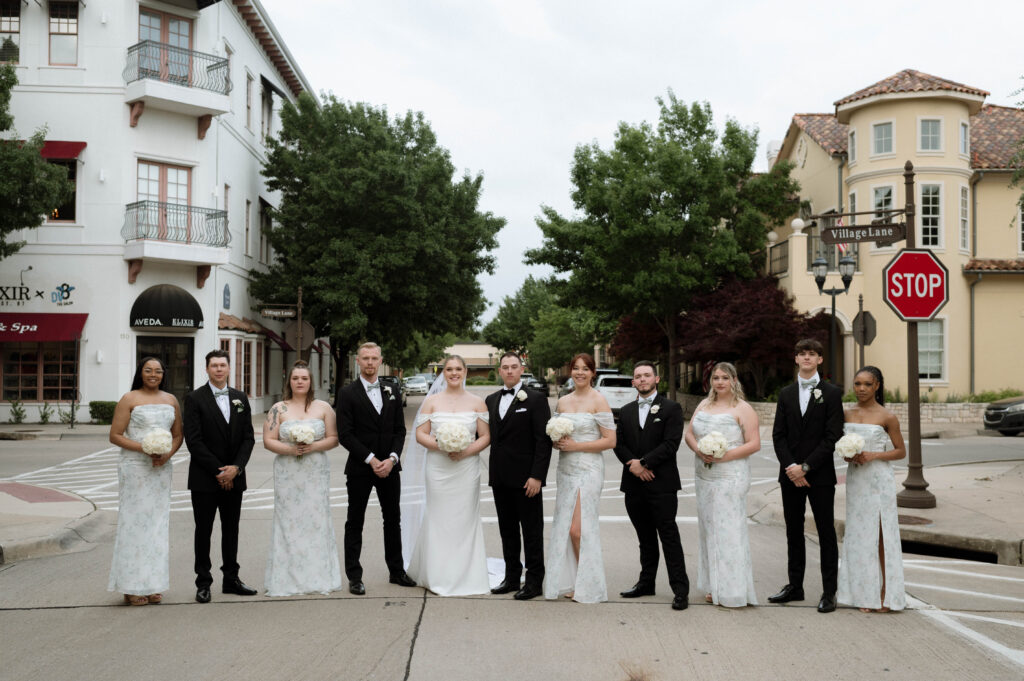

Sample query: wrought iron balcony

[124,40,231,95]
[122,201,230,247]
[769,240,789,276]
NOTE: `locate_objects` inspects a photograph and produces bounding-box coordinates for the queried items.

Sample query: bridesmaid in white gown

[263,361,342,596]
[107,357,183,606]
[406,355,491,596]
[545,353,615,604]
[684,362,759,608]
[837,366,907,612]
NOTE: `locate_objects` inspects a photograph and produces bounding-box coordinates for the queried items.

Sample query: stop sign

[883,249,949,321]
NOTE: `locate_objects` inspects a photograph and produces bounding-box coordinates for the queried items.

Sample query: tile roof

[969,105,1024,169]
[218,312,261,333]
[963,259,1024,273]
[834,69,989,107]
[793,114,849,156]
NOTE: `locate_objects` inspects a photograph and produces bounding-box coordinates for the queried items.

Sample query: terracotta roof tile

[834,69,989,107]
[969,105,1024,169]
[218,312,260,333]
[963,259,1024,273]
[793,114,849,156]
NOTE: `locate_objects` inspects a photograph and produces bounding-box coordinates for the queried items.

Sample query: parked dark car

[983,395,1024,436]
[378,375,407,407]
[521,372,548,394]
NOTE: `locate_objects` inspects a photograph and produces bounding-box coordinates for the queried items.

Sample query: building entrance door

[136,336,194,405]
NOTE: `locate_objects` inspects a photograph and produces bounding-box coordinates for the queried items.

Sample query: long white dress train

[264,418,342,596]
[406,411,490,596]
[107,403,175,595]
[692,411,757,607]
[837,422,906,611]
[544,411,612,604]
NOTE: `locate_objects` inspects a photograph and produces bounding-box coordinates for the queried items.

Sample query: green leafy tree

[0,64,74,260]
[528,304,611,373]
[388,331,455,374]
[252,93,504,393]
[526,92,799,397]
[481,275,555,356]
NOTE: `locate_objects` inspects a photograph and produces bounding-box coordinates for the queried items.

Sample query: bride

[403,356,491,595]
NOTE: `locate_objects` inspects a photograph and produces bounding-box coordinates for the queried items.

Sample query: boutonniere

[812,388,823,403]
[231,398,244,413]
[383,386,394,399]
[516,390,528,402]
[650,404,660,414]
[653,418,662,423]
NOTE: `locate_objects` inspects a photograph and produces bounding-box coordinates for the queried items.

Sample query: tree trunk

[666,314,678,400]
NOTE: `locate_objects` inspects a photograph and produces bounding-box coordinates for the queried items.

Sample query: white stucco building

[1,0,322,422]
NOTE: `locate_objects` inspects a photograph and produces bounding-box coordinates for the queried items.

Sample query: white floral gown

[107,403,175,595]
[692,411,757,607]
[406,412,490,596]
[544,411,613,604]
[837,422,906,611]
[264,418,342,596]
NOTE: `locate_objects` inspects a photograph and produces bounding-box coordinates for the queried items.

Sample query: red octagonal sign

[883,249,949,321]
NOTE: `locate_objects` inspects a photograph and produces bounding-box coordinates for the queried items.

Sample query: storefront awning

[40,141,87,159]
[262,326,294,351]
[0,313,88,342]
[130,284,204,331]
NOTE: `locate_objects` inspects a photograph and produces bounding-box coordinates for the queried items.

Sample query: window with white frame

[848,191,856,222]
[49,2,77,66]
[959,186,969,251]
[872,122,892,155]
[848,130,856,163]
[873,186,893,220]
[0,1,19,64]
[918,320,944,380]
[919,119,941,152]
[920,184,941,247]
[959,122,969,156]
[261,86,273,142]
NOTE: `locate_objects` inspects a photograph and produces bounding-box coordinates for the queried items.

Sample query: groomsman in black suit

[184,349,257,603]
[614,361,689,611]
[337,342,416,595]
[485,351,551,601]
[769,338,845,613]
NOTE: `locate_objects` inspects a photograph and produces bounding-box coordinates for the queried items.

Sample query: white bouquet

[141,428,172,455]
[435,422,473,453]
[288,424,317,445]
[545,416,575,441]
[697,430,728,469]
[835,432,866,460]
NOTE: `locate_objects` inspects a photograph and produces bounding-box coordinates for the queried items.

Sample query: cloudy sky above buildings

[259,0,1023,324]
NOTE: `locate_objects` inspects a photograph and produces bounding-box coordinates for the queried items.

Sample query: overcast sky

[259,0,1023,324]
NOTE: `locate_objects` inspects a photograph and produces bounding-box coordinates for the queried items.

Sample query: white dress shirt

[637,392,656,428]
[498,381,523,419]
[798,372,820,416]
[209,381,230,422]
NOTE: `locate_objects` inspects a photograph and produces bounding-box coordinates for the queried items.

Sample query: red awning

[0,313,88,342]
[261,326,294,351]
[40,141,87,159]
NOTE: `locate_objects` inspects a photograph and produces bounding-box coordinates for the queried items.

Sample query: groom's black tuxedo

[184,383,255,588]
[337,377,407,581]
[772,379,844,595]
[614,395,689,596]
[485,385,551,588]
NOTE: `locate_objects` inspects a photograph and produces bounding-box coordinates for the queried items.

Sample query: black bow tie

[501,388,515,396]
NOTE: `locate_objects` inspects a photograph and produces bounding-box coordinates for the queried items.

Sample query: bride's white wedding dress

[264,418,342,596]
[406,411,490,596]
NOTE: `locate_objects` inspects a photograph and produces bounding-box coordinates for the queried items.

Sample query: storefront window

[2,341,78,401]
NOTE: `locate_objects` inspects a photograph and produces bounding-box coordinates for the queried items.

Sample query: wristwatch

[638,457,648,468]
[801,463,810,473]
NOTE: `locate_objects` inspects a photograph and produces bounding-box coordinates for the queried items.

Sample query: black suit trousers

[492,486,545,587]
[191,488,244,588]
[344,472,403,580]
[781,482,838,594]
[624,491,689,596]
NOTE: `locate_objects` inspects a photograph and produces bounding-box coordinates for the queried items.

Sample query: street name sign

[260,307,296,318]
[821,223,905,246]
[882,249,949,321]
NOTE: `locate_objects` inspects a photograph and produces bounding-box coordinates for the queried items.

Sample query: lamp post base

[897,487,937,509]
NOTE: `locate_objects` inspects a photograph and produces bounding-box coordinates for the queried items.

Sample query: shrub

[58,406,74,424]
[8,399,26,424]
[842,391,857,403]
[466,376,498,386]
[38,402,54,424]
[972,388,1024,403]
[89,401,118,424]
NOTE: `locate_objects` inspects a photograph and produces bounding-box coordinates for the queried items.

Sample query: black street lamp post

[812,255,856,383]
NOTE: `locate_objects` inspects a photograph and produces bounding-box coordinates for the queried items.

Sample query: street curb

[0,506,103,565]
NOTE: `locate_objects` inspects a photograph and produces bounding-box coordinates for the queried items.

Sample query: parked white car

[403,375,429,395]
[595,374,637,419]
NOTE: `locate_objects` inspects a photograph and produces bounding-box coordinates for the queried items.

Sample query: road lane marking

[907,596,1024,669]
[905,564,1024,583]
[906,582,1024,604]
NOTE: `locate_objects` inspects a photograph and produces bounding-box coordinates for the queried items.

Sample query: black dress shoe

[513,584,542,601]
[195,587,211,603]
[491,579,520,595]
[671,595,688,610]
[222,578,257,596]
[619,583,656,598]
[817,593,837,613]
[389,572,417,588]
[767,584,805,603]
[349,580,365,595]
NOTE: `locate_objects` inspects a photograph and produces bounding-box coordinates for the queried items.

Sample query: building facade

[768,69,1024,397]
[0,0,322,422]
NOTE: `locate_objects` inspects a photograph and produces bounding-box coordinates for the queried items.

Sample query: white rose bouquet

[435,422,473,453]
[835,432,866,460]
[545,416,575,441]
[288,424,317,446]
[141,428,173,456]
[697,430,728,469]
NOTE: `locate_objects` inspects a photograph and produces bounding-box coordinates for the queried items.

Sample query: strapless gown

[544,411,613,604]
[264,418,342,596]
[107,403,175,595]
[406,411,490,596]
[692,411,757,607]
[837,422,905,611]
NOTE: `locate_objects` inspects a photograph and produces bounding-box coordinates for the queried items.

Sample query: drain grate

[898,515,933,526]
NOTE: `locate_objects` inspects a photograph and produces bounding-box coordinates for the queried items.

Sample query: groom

[337,342,416,595]
[769,338,844,613]
[184,349,257,603]
[485,351,551,601]
[614,361,689,610]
